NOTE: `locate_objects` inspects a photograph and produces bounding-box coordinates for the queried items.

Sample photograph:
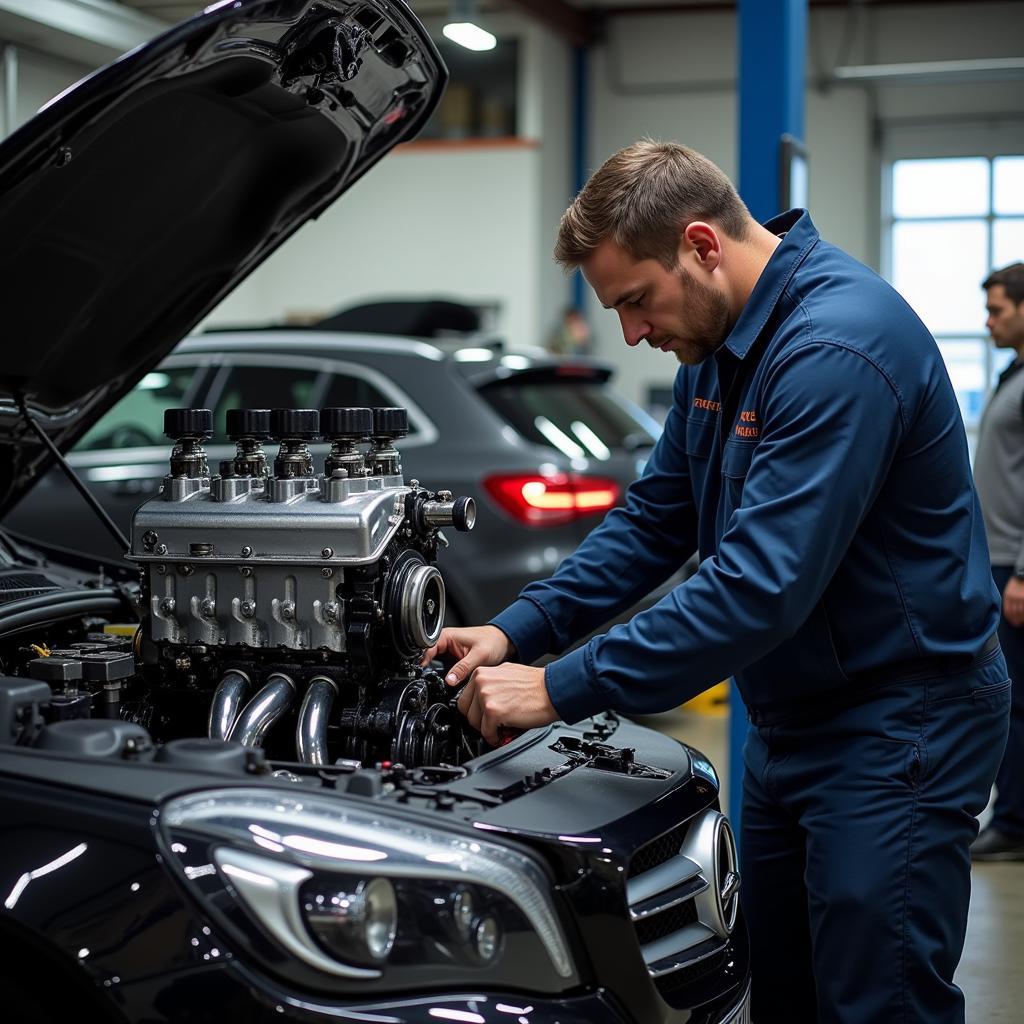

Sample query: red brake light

[483,473,621,526]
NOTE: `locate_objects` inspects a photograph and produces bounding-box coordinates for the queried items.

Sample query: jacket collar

[723,209,819,360]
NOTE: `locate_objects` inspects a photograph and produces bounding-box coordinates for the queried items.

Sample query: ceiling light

[833,57,1024,85]
[443,0,496,52]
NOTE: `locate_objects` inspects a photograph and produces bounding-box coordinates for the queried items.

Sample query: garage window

[886,154,1024,450]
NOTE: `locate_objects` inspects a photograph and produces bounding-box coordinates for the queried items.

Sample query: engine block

[127,406,478,767]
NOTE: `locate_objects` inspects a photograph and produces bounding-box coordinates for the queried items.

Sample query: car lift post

[733,0,808,838]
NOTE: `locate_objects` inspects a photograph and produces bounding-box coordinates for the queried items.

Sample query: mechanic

[424,141,1010,1023]
[971,261,1024,861]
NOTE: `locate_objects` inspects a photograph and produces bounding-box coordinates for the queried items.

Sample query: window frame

[881,121,1024,450]
[196,351,439,449]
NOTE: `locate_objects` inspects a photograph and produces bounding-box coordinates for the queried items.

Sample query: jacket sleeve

[490,369,700,664]
[543,341,906,723]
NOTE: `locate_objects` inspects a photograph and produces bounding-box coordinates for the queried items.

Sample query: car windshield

[478,380,658,459]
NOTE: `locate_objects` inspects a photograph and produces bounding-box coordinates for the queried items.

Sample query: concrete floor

[638,707,1024,1022]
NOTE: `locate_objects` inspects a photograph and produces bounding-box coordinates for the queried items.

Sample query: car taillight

[483,473,621,526]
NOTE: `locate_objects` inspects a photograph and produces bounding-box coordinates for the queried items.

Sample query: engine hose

[296,676,338,765]
[208,669,251,741]
[228,673,295,748]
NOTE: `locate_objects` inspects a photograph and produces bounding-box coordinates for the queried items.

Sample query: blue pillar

[731,0,807,833]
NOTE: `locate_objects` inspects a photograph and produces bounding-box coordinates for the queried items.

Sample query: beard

[666,267,732,365]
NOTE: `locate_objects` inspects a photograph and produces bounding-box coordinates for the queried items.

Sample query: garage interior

[0,0,1022,1020]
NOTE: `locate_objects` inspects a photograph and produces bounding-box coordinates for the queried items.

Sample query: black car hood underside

[0,0,444,514]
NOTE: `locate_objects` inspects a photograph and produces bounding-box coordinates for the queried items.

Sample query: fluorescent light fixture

[834,57,1024,85]
[443,0,496,52]
[453,347,496,362]
[443,22,496,51]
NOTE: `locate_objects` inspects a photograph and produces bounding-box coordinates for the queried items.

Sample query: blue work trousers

[740,647,1010,1023]
[990,566,1024,837]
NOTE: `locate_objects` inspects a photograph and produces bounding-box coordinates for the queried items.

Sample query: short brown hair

[554,140,751,271]
[983,262,1024,306]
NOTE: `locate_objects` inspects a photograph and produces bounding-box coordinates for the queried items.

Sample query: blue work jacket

[491,210,1000,722]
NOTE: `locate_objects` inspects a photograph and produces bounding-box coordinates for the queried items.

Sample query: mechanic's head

[554,140,757,365]
[983,262,1024,351]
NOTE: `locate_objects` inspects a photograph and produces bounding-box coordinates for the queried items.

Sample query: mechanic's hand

[1004,576,1024,627]
[421,625,512,685]
[456,663,558,746]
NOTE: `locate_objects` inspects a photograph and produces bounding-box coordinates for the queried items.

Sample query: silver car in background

[8,331,674,625]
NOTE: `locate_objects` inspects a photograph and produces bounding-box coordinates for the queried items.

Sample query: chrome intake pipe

[208,670,251,741]
[296,675,338,765]
[228,673,296,748]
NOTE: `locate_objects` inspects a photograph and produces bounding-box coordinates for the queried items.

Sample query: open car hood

[0,0,445,514]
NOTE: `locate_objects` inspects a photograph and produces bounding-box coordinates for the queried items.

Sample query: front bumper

[110,961,752,1023]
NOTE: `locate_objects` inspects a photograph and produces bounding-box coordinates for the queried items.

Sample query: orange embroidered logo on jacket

[735,410,759,438]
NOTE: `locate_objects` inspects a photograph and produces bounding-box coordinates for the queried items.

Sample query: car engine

[24,406,482,768]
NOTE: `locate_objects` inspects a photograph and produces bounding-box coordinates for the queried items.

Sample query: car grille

[0,573,61,605]
[630,821,688,876]
[651,948,729,999]
[626,808,737,999]
[633,895,699,945]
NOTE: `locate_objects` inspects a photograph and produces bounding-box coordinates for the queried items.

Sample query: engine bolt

[321,547,333,558]
[240,600,256,618]
[155,543,168,556]
[178,564,194,577]
[321,567,334,578]
[200,598,216,617]
[281,601,296,622]
[239,566,253,578]
[155,564,166,575]
[142,530,158,549]
[324,601,339,622]
[159,598,176,615]
[241,545,253,558]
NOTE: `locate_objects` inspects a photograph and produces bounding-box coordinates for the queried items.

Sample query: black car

[6,330,672,625]
[0,3,750,1023]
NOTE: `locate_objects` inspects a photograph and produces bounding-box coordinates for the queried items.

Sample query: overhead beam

[503,0,594,47]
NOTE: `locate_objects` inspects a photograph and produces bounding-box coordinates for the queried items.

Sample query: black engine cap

[28,657,83,682]
[164,408,213,440]
[320,407,373,438]
[154,738,264,774]
[79,652,135,682]
[226,408,272,440]
[372,407,408,438]
[269,408,320,440]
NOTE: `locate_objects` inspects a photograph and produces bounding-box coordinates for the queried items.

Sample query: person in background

[545,305,592,357]
[426,140,1009,1023]
[972,261,1024,860]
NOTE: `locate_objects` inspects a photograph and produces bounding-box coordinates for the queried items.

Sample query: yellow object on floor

[103,624,139,637]
[683,681,729,716]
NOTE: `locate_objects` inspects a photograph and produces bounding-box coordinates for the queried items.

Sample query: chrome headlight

[160,788,577,993]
